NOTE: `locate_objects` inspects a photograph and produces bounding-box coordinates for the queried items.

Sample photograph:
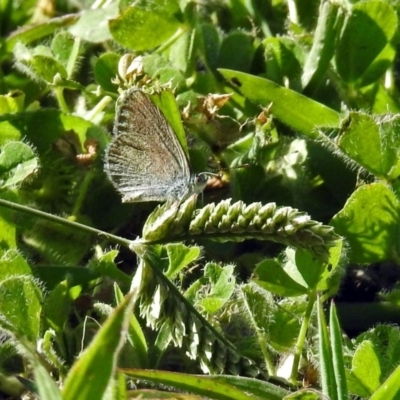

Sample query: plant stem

[0,198,130,248]
[71,167,95,218]
[66,36,81,78]
[257,329,275,375]
[86,94,113,123]
[290,290,317,384]
[54,86,69,113]
[155,27,186,54]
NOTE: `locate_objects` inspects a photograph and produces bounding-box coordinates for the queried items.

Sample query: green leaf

[142,53,171,76]
[169,28,194,73]
[43,281,81,333]
[0,141,38,188]
[196,263,236,314]
[366,79,400,114]
[376,114,400,180]
[122,369,278,400]
[62,290,137,400]
[355,325,400,382]
[203,375,289,400]
[219,69,340,138]
[109,1,184,51]
[93,52,120,92]
[240,284,301,352]
[89,250,131,288]
[337,112,400,179]
[302,1,343,91]
[0,209,17,254]
[263,36,302,84]
[0,91,25,114]
[150,89,189,158]
[33,362,63,400]
[197,23,220,70]
[338,112,383,176]
[322,239,344,298]
[27,54,68,83]
[22,220,92,265]
[0,275,42,341]
[185,263,236,315]
[283,390,323,399]
[152,320,174,367]
[51,32,75,66]
[371,365,400,400]
[0,249,31,279]
[165,243,200,279]
[32,265,99,291]
[271,300,305,353]
[335,1,397,86]
[219,31,255,73]
[114,284,149,369]
[317,298,337,400]
[254,247,340,297]
[347,340,381,396]
[4,14,78,55]
[331,182,399,263]
[329,302,348,400]
[286,248,331,292]
[68,3,119,43]
[141,54,186,90]
[253,258,308,297]
[51,31,80,77]
[0,109,107,154]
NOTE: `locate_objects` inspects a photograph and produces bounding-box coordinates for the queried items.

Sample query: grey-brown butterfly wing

[105,88,192,202]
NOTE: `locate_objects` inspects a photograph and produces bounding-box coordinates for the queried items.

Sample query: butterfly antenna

[198,171,220,179]
[219,163,250,172]
[209,163,251,176]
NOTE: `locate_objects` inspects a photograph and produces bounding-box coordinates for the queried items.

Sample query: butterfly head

[190,171,221,195]
[191,173,208,194]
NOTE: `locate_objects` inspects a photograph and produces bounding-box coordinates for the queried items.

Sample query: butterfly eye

[196,175,209,185]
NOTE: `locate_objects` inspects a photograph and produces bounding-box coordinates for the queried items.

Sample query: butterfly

[104,88,207,203]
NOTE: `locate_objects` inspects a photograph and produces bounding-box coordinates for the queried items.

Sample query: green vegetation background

[1,0,400,399]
